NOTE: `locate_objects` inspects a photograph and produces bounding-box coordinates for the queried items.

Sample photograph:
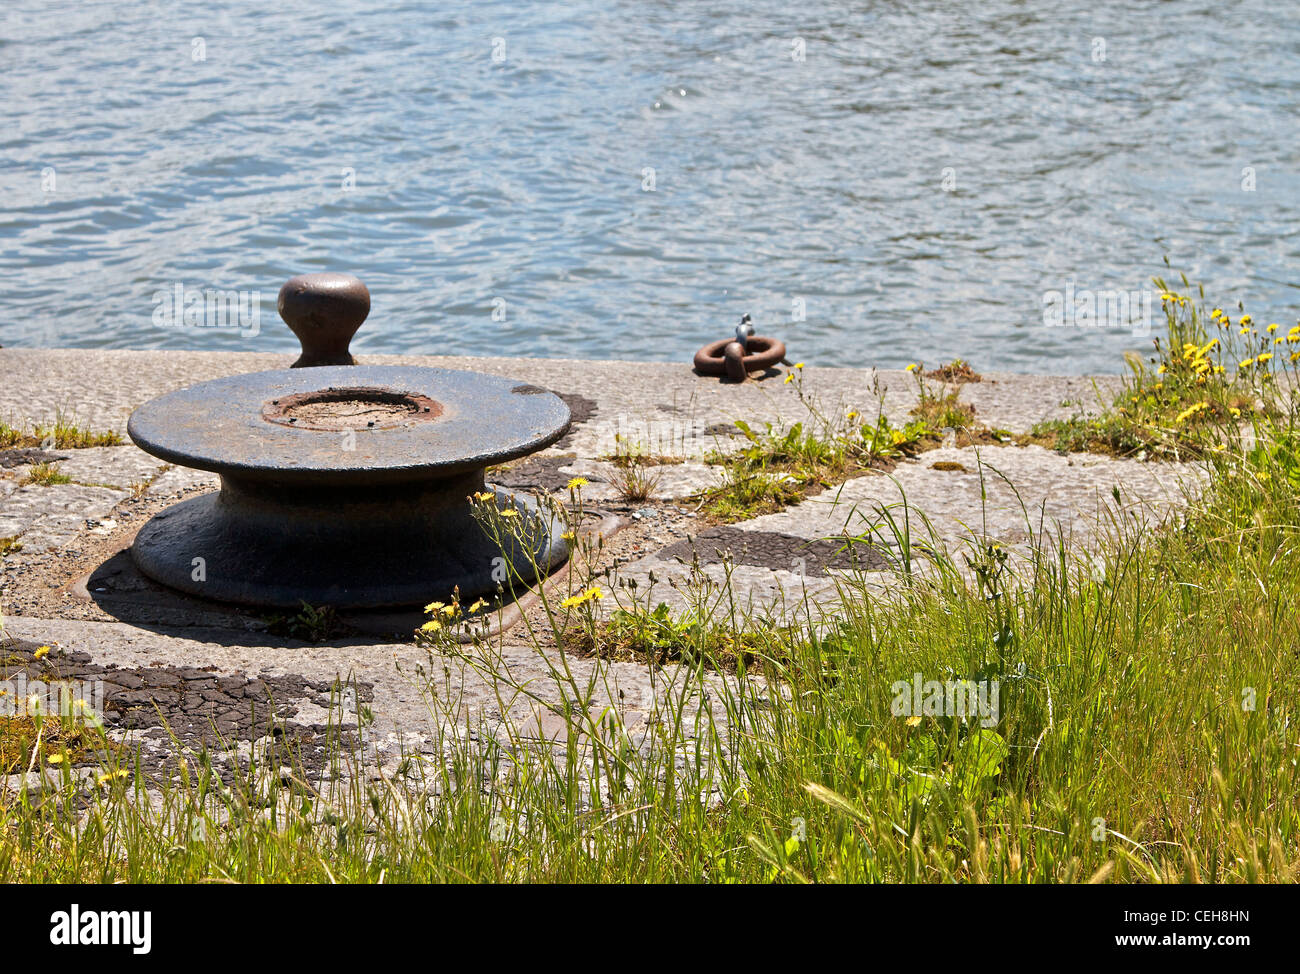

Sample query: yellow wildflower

[905,363,920,373]
[1257,352,1273,364]
[499,508,520,518]
[560,585,603,609]
[783,373,794,384]
[473,491,496,502]
[566,476,588,490]
[420,620,443,633]
[1240,314,1252,326]
[1175,401,1209,423]
[33,645,50,660]
[1267,323,1279,333]
[47,754,64,766]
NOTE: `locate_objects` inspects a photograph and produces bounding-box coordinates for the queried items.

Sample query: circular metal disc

[127,366,571,484]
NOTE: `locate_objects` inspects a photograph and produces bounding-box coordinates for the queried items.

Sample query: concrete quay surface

[0,348,1200,794]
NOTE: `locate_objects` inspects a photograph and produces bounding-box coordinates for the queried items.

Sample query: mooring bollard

[125,274,573,609]
[278,272,370,367]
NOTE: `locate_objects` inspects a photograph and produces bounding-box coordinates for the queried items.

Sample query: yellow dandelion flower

[1239,358,1255,369]
[420,620,443,633]
[566,476,588,490]
[783,373,794,384]
[1257,352,1273,364]
[1239,315,1252,326]
[473,491,496,503]
[905,363,920,372]
[424,601,446,614]
[1175,401,1209,423]
[499,508,520,518]
[468,598,489,613]
[1267,323,1279,333]
[560,585,603,609]
[46,754,65,766]
[795,362,805,369]
[33,645,50,660]
[845,410,858,420]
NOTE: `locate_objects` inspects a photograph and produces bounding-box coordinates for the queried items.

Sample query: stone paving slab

[0,482,130,553]
[742,444,1200,547]
[0,616,727,785]
[46,445,167,490]
[606,444,1204,617]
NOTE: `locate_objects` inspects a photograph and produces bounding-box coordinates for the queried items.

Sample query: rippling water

[1,0,1297,372]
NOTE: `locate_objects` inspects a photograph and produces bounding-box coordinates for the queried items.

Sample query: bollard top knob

[278,273,370,367]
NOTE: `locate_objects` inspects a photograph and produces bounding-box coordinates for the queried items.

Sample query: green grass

[1023,414,1171,459]
[20,462,72,486]
[0,412,123,450]
[695,369,934,522]
[0,275,1297,882]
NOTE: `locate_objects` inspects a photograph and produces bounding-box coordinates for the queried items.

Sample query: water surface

[1,0,1297,372]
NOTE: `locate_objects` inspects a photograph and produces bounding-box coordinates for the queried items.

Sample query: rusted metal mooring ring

[693,336,787,382]
[127,365,571,610]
